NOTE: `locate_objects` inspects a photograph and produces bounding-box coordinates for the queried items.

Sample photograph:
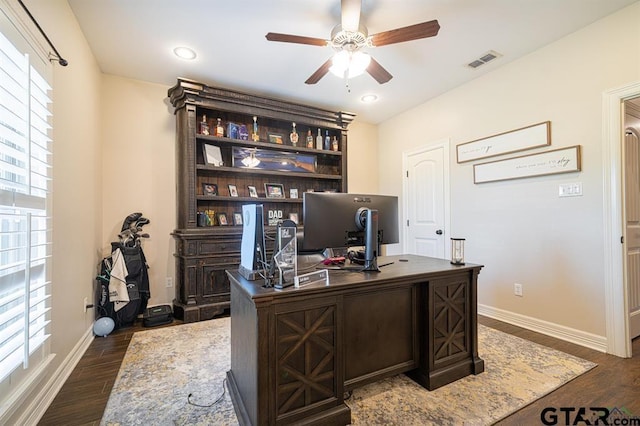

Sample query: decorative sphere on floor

[93,317,115,337]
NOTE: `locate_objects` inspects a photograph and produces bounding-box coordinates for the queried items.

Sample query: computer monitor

[302,193,399,271]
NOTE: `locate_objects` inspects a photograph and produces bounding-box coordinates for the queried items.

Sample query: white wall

[100,75,176,305]
[379,2,640,338]
[39,0,102,388]
[346,120,379,193]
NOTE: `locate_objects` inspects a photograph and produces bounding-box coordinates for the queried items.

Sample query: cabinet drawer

[198,239,241,255]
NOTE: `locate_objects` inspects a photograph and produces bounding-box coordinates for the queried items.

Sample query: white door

[403,141,449,258]
[624,127,640,339]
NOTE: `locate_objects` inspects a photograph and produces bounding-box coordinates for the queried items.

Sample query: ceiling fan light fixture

[330,51,371,78]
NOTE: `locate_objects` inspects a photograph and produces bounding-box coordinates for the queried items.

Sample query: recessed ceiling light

[173,46,197,60]
[361,94,378,103]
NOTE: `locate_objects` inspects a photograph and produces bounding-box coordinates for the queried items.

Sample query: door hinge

[406,220,410,226]
[406,171,409,178]
[621,236,625,244]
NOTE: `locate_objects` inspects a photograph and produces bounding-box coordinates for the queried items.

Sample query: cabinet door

[272,297,344,423]
[200,261,232,302]
[428,274,471,369]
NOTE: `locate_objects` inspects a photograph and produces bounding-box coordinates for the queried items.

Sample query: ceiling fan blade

[370,19,440,47]
[341,0,362,32]
[265,32,328,46]
[367,57,393,84]
[305,58,333,84]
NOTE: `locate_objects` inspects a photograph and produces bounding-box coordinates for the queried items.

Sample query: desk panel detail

[274,299,342,422]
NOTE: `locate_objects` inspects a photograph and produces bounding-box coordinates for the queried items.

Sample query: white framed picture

[203,144,224,166]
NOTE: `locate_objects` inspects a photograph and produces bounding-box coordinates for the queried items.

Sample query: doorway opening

[623,97,640,342]
[603,83,640,358]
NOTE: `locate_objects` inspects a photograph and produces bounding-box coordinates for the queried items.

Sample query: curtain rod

[17,0,68,66]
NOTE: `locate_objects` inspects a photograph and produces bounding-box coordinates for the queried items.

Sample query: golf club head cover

[121,212,143,232]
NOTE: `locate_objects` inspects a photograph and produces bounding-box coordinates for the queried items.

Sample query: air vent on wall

[466,50,502,69]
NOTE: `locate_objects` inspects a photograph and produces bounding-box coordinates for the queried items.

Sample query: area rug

[100,317,596,425]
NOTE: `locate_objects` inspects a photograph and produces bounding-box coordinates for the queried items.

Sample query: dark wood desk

[226,255,484,425]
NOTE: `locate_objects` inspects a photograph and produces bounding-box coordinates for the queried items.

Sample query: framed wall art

[457,121,551,163]
[473,145,581,184]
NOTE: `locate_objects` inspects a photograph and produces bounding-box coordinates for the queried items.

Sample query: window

[0,27,52,382]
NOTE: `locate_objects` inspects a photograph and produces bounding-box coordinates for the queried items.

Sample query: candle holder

[450,238,465,265]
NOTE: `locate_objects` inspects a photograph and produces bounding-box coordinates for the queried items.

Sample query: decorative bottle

[331,136,339,151]
[200,115,209,135]
[306,129,314,148]
[316,128,323,150]
[252,116,259,141]
[215,118,224,137]
[290,122,299,146]
[324,130,330,150]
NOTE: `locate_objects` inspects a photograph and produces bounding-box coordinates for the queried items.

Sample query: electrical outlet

[166,277,173,288]
[514,283,523,297]
[83,297,88,313]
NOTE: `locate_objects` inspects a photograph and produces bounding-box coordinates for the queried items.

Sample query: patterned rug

[101,317,596,425]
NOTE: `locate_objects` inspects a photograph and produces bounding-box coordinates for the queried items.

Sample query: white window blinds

[0,27,52,382]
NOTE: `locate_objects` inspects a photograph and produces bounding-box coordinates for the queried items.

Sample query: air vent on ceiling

[466,50,502,69]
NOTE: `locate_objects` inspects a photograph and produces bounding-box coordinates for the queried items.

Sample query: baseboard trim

[478,304,607,353]
[19,324,95,426]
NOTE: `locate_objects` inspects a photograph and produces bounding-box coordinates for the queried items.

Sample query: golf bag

[96,213,151,329]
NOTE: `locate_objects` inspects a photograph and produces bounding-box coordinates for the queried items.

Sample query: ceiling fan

[265,0,440,85]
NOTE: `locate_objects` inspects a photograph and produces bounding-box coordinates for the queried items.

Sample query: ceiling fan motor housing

[330,24,369,51]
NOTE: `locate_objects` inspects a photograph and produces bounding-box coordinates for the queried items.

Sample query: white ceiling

[65,0,637,124]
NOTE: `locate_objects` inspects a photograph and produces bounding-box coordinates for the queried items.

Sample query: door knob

[435,229,443,235]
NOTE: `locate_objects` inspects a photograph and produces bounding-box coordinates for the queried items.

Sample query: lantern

[450,238,465,265]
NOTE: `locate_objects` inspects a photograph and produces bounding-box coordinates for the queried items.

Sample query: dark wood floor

[38,316,640,426]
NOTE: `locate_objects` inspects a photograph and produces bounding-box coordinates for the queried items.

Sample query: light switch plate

[559,182,582,197]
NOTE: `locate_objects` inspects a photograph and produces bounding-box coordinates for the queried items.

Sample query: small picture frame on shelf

[268,133,284,144]
[233,212,243,226]
[289,212,299,225]
[203,144,224,166]
[228,184,239,197]
[289,188,298,199]
[247,185,258,198]
[265,183,285,199]
[217,212,228,226]
[202,183,218,196]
